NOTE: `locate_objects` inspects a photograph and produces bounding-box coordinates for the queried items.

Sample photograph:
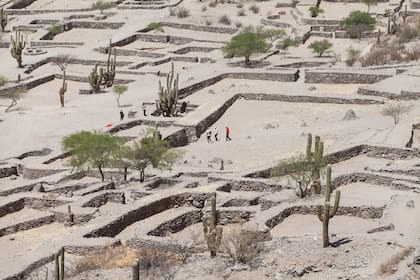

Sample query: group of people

[207,126,232,143]
[119,103,148,121]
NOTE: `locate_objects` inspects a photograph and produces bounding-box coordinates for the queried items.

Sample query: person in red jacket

[225,126,231,141]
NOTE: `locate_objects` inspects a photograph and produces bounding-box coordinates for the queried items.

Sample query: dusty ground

[0,0,420,279]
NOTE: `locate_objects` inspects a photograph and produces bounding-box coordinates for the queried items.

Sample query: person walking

[214,127,219,142]
[142,103,147,116]
[206,130,212,143]
[120,110,125,121]
[225,126,231,141]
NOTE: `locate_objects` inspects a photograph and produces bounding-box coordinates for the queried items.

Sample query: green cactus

[0,8,7,32]
[317,165,340,248]
[59,71,67,107]
[89,64,103,93]
[306,133,324,194]
[156,62,179,117]
[132,259,139,280]
[10,31,26,68]
[203,192,223,257]
[54,247,65,280]
[103,39,116,87]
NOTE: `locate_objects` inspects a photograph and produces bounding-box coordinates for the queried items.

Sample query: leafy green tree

[256,27,286,49]
[308,6,324,18]
[272,154,313,198]
[92,1,115,14]
[112,84,127,107]
[62,131,125,181]
[308,39,333,57]
[222,32,268,65]
[341,11,376,40]
[124,129,182,182]
[276,37,299,57]
[147,22,164,33]
[361,0,378,12]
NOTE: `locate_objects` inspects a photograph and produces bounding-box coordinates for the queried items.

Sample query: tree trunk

[245,56,250,65]
[124,166,128,181]
[140,169,145,182]
[98,165,105,182]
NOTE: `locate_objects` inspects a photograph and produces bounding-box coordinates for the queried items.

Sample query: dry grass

[69,245,181,278]
[176,6,190,18]
[209,1,217,8]
[218,14,232,25]
[237,9,246,16]
[378,246,414,275]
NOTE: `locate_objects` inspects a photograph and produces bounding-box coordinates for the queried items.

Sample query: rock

[9,175,17,180]
[308,86,316,91]
[406,200,415,208]
[275,272,291,280]
[32,183,45,193]
[226,160,233,165]
[192,200,203,208]
[343,109,359,120]
[231,263,249,272]
[300,121,307,127]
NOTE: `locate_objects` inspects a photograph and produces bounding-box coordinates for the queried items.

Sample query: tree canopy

[361,0,378,12]
[124,129,182,181]
[276,37,299,56]
[308,39,333,57]
[62,131,125,181]
[341,11,376,40]
[222,32,268,65]
[113,84,128,107]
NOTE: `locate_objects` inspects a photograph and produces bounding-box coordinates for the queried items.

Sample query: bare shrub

[176,6,190,18]
[219,14,232,25]
[237,9,246,16]
[378,247,414,275]
[201,5,207,12]
[406,45,420,61]
[169,7,176,16]
[249,4,260,14]
[236,3,244,8]
[221,225,264,264]
[381,102,412,125]
[397,24,420,44]
[235,22,243,28]
[0,75,8,87]
[209,1,217,7]
[168,229,204,264]
[359,47,388,66]
[205,19,213,26]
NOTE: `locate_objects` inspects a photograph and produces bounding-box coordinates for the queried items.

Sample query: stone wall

[97,46,165,58]
[304,69,393,84]
[260,18,291,28]
[265,205,384,228]
[22,167,66,180]
[8,0,36,9]
[70,21,125,29]
[5,8,94,15]
[302,18,342,25]
[0,166,18,178]
[0,199,24,218]
[147,210,203,236]
[0,214,55,237]
[160,21,238,34]
[172,46,217,54]
[412,1,420,9]
[0,41,10,48]
[334,31,378,39]
[332,172,417,191]
[82,192,126,208]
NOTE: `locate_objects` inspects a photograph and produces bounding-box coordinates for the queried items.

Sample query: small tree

[112,84,127,107]
[308,39,333,57]
[381,102,411,125]
[341,11,376,40]
[361,0,378,13]
[276,37,299,57]
[62,131,125,182]
[1,8,8,32]
[222,32,268,65]
[123,129,182,182]
[2,87,26,113]
[92,1,115,14]
[345,46,361,66]
[308,6,324,18]
[271,154,312,198]
[55,55,71,107]
[0,75,7,87]
[256,27,286,49]
[147,22,164,33]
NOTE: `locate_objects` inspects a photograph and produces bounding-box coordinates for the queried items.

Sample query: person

[120,110,125,121]
[214,127,219,141]
[180,101,187,114]
[206,130,212,143]
[225,126,231,141]
[142,103,147,116]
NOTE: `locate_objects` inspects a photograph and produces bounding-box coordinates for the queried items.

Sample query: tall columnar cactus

[156,62,179,117]
[0,8,7,32]
[306,133,324,194]
[54,247,65,280]
[317,165,341,248]
[89,64,103,93]
[203,192,223,257]
[10,31,26,68]
[103,39,116,87]
[402,4,408,24]
[59,71,67,107]
[132,260,139,280]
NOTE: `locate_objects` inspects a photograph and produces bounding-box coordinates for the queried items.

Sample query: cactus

[377,29,381,44]
[10,31,26,68]
[0,8,7,32]
[156,62,179,117]
[132,260,139,280]
[103,39,116,87]
[54,247,65,280]
[59,71,67,107]
[203,192,223,257]
[89,64,103,93]
[306,133,324,194]
[402,4,408,24]
[391,14,398,34]
[317,165,340,248]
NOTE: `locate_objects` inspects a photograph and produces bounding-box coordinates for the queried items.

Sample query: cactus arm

[316,205,324,222]
[329,190,340,218]
[306,133,312,159]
